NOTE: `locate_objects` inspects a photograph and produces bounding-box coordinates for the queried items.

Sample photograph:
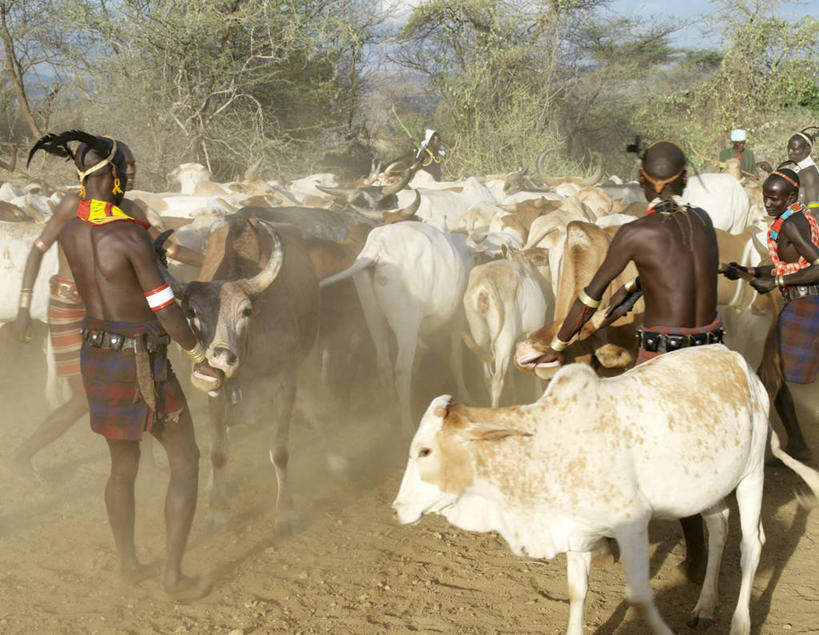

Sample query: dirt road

[1,328,818,634]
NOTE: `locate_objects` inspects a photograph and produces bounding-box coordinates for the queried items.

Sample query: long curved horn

[383,159,406,175]
[397,190,421,218]
[363,159,382,185]
[349,202,385,221]
[536,148,555,183]
[241,220,284,296]
[153,229,188,296]
[381,163,415,196]
[522,175,551,192]
[578,152,603,187]
[315,184,354,198]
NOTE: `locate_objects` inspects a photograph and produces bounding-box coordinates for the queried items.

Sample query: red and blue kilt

[777,295,819,384]
[81,317,187,441]
[636,314,725,365]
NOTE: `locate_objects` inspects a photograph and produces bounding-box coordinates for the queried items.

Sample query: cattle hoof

[687,615,713,630]
[275,510,299,535]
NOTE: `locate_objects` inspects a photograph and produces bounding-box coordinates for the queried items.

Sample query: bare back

[59,217,161,323]
[590,204,719,328]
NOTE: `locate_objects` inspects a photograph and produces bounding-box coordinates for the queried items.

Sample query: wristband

[775,275,785,288]
[144,282,175,311]
[184,342,207,364]
[624,278,638,293]
[19,288,32,310]
[550,336,569,352]
[578,288,601,309]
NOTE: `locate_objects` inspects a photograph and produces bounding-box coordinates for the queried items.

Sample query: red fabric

[80,317,187,440]
[767,204,819,277]
[636,314,725,365]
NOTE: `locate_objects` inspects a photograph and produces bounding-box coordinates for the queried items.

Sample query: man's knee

[109,444,141,481]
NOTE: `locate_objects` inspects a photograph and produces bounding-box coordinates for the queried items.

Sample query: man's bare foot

[121,562,155,585]
[163,574,211,602]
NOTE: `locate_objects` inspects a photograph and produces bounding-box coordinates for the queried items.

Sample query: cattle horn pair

[537,149,603,187]
[156,219,284,298]
[350,190,421,221]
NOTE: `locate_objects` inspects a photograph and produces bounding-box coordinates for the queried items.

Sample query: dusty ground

[1,324,819,634]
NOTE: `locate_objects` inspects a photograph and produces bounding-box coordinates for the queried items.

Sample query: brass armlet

[812,258,819,266]
[550,336,569,352]
[775,275,785,288]
[624,278,639,293]
[184,342,207,364]
[578,288,601,309]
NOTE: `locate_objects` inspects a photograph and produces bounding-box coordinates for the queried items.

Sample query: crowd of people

[3,123,818,601]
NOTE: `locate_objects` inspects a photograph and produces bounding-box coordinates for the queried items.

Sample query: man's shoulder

[718,148,733,160]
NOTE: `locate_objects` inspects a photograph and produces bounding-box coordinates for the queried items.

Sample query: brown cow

[160,217,321,530]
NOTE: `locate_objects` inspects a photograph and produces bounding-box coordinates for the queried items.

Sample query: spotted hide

[393,345,819,635]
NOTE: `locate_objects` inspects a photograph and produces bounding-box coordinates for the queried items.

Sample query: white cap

[730,129,747,142]
[423,129,437,145]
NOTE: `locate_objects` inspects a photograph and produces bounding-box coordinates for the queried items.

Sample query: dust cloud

[1,316,819,632]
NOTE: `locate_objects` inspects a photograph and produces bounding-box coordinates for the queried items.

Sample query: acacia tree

[634,0,818,165]
[392,0,610,175]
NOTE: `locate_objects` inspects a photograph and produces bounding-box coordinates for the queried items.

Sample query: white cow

[320,221,474,431]
[463,252,553,406]
[0,220,57,322]
[682,172,753,234]
[393,346,819,635]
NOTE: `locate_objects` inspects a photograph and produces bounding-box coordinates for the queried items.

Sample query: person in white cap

[414,129,445,181]
[719,128,758,177]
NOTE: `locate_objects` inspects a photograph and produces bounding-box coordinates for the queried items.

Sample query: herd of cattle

[1,154,813,633]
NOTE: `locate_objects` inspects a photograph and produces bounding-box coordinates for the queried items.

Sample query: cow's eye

[241,307,252,318]
[418,448,431,458]
[185,308,196,319]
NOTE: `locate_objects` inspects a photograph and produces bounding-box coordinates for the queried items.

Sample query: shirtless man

[27,130,222,598]
[723,168,819,461]
[7,141,201,479]
[516,141,722,583]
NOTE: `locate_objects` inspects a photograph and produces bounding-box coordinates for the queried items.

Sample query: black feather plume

[27,129,110,168]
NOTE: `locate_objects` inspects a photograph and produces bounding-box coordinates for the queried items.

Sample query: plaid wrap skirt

[636,314,725,366]
[80,317,187,441]
[777,295,819,384]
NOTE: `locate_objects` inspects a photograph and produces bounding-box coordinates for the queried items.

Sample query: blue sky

[606,0,816,47]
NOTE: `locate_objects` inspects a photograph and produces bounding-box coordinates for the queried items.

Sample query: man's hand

[750,276,776,294]
[10,310,32,343]
[719,261,752,281]
[515,339,563,371]
[191,360,224,393]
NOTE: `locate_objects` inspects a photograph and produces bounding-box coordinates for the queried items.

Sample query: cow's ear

[463,423,531,442]
[594,343,634,369]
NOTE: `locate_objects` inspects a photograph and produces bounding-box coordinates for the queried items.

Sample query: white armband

[145,282,175,311]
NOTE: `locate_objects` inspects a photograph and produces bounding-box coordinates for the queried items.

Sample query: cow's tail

[484,277,506,358]
[319,257,375,288]
[770,428,819,507]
